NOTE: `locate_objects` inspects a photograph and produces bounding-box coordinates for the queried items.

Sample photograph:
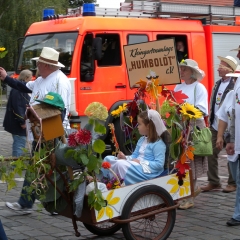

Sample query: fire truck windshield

[17,32,78,75]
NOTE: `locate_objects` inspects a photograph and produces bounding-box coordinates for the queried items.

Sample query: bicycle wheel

[83,221,121,236]
[121,185,176,240]
[114,117,133,155]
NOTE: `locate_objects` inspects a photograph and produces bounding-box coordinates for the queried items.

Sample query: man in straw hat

[0,47,71,214]
[201,55,237,193]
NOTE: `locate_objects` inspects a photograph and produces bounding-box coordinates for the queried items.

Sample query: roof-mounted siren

[42,8,55,21]
[82,3,96,16]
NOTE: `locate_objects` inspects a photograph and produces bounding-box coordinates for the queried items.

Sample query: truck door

[79,32,126,115]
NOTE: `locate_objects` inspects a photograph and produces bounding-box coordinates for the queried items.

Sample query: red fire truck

[12,1,240,153]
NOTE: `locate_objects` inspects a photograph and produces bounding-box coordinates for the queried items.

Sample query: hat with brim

[36,92,65,110]
[226,65,240,77]
[217,56,238,71]
[230,45,240,51]
[179,59,205,81]
[31,47,65,68]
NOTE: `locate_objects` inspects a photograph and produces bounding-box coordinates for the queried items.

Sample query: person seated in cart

[102,109,169,186]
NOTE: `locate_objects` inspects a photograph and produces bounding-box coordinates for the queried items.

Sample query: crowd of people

[1,41,240,238]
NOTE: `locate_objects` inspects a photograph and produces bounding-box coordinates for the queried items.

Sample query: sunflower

[167,171,190,197]
[111,103,127,117]
[179,103,202,119]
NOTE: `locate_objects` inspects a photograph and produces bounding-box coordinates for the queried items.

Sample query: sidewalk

[0,94,240,239]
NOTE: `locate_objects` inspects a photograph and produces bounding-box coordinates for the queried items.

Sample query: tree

[69,0,96,7]
[0,0,95,70]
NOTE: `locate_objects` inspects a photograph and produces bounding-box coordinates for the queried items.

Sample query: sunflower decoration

[111,103,128,118]
[97,190,120,220]
[179,103,203,119]
[167,171,191,197]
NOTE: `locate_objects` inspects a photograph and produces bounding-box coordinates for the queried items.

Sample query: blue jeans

[229,160,238,182]
[0,220,7,240]
[18,141,36,209]
[18,171,35,208]
[233,157,240,221]
[12,134,26,157]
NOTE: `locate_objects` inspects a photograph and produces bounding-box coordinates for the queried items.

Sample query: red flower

[107,183,113,190]
[68,133,78,147]
[75,129,92,145]
[102,162,111,169]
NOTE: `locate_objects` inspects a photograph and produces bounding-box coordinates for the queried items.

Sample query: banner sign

[124,38,180,88]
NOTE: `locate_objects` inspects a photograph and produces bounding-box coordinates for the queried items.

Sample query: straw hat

[230,45,240,51]
[217,56,238,71]
[226,65,240,77]
[31,47,65,68]
[179,59,205,81]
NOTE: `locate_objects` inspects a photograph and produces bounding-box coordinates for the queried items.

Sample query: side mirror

[92,37,102,60]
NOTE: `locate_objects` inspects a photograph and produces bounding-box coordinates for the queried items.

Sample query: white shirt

[232,77,240,154]
[212,80,230,130]
[216,90,238,162]
[174,81,208,116]
[26,69,71,129]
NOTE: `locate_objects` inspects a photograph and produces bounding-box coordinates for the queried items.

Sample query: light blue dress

[102,136,166,185]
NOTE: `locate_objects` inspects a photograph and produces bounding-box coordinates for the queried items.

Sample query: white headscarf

[147,109,167,137]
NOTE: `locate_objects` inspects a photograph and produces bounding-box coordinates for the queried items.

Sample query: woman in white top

[174,59,208,209]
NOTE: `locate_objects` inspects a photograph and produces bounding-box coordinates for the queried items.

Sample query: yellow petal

[108,197,120,205]
[184,185,189,195]
[179,187,185,196]
[106,190,114,202]
[106,206,113,218]
[167,178,178,185]
[183,181,190,187]
[169,184,179,193]
[97,208,105,220]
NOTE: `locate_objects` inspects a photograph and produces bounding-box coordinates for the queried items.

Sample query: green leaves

[87,155,98,172]
[170,123,182,160]
[88,189,105,211]
[94,121,106,134]
[93,139,106,154]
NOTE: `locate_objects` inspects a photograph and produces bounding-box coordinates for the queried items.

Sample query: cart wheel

[121,185,176,240]
[83,222,121,236]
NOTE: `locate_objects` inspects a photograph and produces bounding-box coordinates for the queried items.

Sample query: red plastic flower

[102,162,111,169]
[75,129,92,145]
[68,133,78,147]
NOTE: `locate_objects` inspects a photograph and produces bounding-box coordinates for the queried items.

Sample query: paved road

[0,94,240,239]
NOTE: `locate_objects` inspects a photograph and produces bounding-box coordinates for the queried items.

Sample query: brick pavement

[0,93,240,240]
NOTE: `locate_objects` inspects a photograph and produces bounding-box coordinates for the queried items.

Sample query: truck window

[17,32,78,75]
[96,34,121,66]
[80,34,94,82]
[157,35,188,63]
[127,34,148,44]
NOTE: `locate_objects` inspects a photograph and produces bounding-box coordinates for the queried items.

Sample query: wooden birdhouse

[26,103,64,141]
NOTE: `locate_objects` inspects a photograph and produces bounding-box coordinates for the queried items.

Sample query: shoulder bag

[192,84,213,156]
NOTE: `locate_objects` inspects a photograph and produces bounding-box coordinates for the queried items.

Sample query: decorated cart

[0,38,206,240]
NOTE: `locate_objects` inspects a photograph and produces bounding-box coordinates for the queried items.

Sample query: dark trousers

[0,220,7,240]
[207,127,235,186]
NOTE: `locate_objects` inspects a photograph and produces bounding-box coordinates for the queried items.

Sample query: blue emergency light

[42,8,55,21]
[82,3,96,16]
